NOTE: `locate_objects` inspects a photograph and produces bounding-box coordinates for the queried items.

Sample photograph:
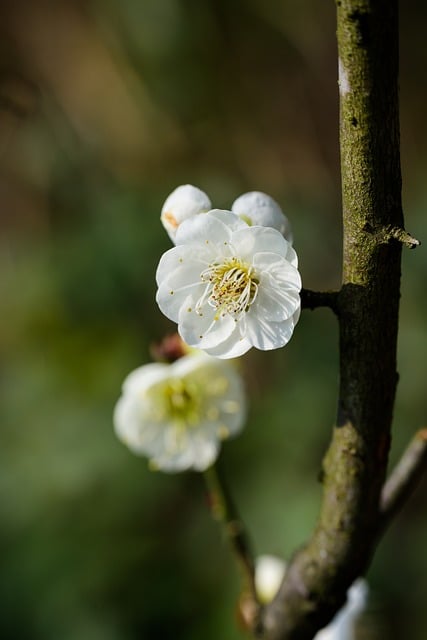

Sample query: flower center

[197,257,259,318]
[161,379,201,425]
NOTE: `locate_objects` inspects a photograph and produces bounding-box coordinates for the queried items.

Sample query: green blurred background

[0,1,426,638]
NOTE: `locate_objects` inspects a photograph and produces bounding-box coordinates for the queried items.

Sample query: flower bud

[231,191,293,244]
[161,184,212,242]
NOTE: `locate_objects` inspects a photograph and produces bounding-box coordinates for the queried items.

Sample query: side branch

[386,226,421,249]
[300,288,340,312]
[379,429,427,531]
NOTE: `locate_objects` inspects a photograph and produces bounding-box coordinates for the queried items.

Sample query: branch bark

[259,1,404,637]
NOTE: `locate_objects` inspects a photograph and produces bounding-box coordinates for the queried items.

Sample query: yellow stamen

[196,257,259,318]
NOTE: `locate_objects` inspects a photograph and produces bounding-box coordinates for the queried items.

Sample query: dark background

[0,1,426,638]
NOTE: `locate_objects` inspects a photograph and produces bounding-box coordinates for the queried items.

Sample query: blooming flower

[114,352,246,472]
[156,209,301,358]
[254,555,368,640]
[231,191,293,244]
[161,184,212,242]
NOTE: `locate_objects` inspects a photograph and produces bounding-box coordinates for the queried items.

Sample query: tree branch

[379,429,427,531]
[260,1,405,637]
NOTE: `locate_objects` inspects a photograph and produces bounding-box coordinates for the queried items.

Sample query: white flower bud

[161,184,212,242]
[231,191,293,244]
[255,555,286,604]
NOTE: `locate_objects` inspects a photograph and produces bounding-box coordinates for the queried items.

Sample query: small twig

[387,226,421,249]
[300,288,340,313]
[379,429,427,531]
[203,464,259,609]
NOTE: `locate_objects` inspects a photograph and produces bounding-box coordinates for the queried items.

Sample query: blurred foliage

[0,1,426,638]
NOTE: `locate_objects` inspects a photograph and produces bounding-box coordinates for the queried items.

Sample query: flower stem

[203,463,258,606]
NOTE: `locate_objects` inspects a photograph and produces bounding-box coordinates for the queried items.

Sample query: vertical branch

[259,1,404,638]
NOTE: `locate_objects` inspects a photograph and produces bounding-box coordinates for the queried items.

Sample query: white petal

[253,252,302,289]
[206,208,249,232]
[202,323,252,359]
[178,303,237,350]
[156,247,210,321]
[284,243,298,267]
[149,441,194,472]
[155,245,210,287]
[156,280,202,322]
[175,209,238,247]
[114,395,135,443]
[187,435,220,471]
[245,315,296,351]
[114,395,162,453]
[250,254,301,322]
[121,363,169,395]
[230,226,290,261]
[253,283,300,323]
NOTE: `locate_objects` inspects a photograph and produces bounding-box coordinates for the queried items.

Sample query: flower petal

[230,225,290,261]
[156,280,202,322]
[245,314,297,350]
[175,209,239,247]
[120,363,169,395]
[253,252,301,289]
[251,254,301,322]
[156,245,210,287]
[178,303,237,350]
[202,324,252,359]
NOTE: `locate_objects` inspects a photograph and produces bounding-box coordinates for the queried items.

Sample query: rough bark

[259,1,405,638]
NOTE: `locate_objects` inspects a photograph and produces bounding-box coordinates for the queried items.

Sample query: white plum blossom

[156,209,301,359]
[114,352,246,472]
[231,191,293,244]
[161,184,212,242]
[254,555,368,640]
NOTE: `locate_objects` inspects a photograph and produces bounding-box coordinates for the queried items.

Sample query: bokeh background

[1,1,426,638]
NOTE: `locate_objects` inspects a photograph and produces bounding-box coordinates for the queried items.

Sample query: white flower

[114,352,246,472]
[255,555,287,605]
[231,191,293,244]
[254,556,368,640]
[155,209,301,359]
[161,184,212,242]
[314,579,368,640]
